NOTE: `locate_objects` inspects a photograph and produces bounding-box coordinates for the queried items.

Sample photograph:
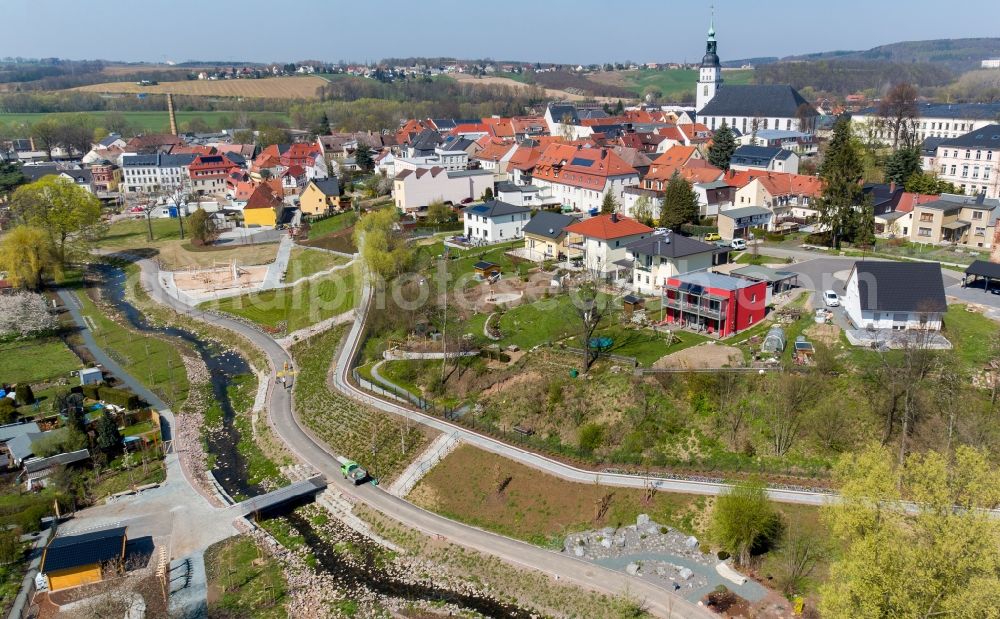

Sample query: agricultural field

[291,326,430,483]
[74,75,328,99]
[0,111,290,132]
[206,269,357,333]
[590,68,754,98]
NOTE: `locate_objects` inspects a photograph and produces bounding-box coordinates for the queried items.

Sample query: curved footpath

[136,258,711,619]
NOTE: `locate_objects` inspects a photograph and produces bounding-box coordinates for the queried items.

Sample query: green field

[205,536,288,619]
[622,68,754,97]
[0,111,290,133]
[207,269,357,333]
[0,337,81,384]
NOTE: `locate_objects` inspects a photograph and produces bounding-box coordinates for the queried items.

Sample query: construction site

[167,260,270,300]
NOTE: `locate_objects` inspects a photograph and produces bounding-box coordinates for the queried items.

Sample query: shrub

[81,383,100,400]
[96,386,141,409]
[0,398,17,424]
[578,422,604,452]
[14,384,35,406]
[0,293,58,341]
[717,550,731,561]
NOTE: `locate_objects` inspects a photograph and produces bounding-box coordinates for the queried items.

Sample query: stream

[99,265,533,616]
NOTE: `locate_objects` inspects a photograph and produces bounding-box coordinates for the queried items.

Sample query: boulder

[678,567,694,580]
[684,535,699,549]
[600,537,612,548]
[574,546,585,557]
[636,513,650,526]
[626,562,641,576]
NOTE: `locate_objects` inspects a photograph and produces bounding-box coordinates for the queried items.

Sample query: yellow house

[41,526,128,591]
[521,211,577,262]
[243,183,281,228]
[299,178,342,217]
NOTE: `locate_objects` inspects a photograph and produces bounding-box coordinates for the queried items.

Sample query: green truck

[336,456,371,485]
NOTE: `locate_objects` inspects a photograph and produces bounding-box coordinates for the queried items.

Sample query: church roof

[697,85,817,118]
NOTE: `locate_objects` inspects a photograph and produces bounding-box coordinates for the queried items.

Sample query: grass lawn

[943,304,1000,368]
[87,457,166,498]
[486,293,582,350]
[0,111,290,133]
[410,445,832,591]
[285,247,349,281]
[418,240,527,289]
[74,289,190,407]
[207,269,357,332]
[306,211,357,237]
[581,324,711,366]
[98,217,190,249]
[377,360,428,397]
[205,536,287,619]
[735,252,789,265]
[621,68,753,97]
[0,337,81,384]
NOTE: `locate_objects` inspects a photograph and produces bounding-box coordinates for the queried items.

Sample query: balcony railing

[662,297,723,319]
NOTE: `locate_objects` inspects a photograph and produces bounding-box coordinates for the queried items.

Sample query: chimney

[610,212,619,223]
[889,181,896,193]
[167,93,178,136]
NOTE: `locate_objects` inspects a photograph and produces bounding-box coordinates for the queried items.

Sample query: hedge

[680,224,719,236]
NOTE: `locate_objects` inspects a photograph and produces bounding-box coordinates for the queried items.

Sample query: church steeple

[696,8,722,112]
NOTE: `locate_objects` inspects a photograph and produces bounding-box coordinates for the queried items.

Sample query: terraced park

[291,325,431,483]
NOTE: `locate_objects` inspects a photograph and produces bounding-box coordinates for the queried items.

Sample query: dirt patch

[804,323,840,347]
[299,227,357,253]
[75,75,328,99]
[654,342,743,369]
[480,370,543,397]
[155,239,279,270]
[172,263,269,295]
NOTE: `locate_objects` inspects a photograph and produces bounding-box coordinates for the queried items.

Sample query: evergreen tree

[884,147,921,185]
[614,99,624,115]
[354,143,374,173]
[600,192,619,214]
[817,116,864,249]
[707,123,737,171]
[855,194,876,249]
[658,171,700,230]
[481,186,494,201]
[96,413,122,454]
[905,171,957,195]
[313,111,330,136]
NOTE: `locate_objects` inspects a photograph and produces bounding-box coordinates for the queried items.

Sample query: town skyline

[5,0,1000,65]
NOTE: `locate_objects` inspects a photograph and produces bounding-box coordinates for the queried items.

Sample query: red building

[662,271,767,337]
[188,154,237,194]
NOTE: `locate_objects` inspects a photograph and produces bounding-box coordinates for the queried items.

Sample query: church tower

[696,13,722,112]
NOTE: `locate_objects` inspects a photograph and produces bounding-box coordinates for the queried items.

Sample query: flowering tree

[0,292,57,340]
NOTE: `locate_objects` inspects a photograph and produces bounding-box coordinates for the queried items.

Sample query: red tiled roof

[510,116,547,134]
[244,183,281,210]
[896,192,938,213]
[725,170,823,197]
[473,139,515,162]
[533,144,638,190]
[483,117,515,139]
[283,165,306,177]
[564,214,652,240]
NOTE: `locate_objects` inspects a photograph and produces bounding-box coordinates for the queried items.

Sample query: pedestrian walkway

[260,235,294,290]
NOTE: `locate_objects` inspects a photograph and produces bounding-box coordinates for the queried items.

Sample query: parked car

[730,238,747,251]
[704,232,721,242]
[823,290,840,307]
[715,240,731,248]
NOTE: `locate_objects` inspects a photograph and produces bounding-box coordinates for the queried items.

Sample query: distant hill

[782,38,1000,73]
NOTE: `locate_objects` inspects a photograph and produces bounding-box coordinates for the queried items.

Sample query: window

[918,227,932,237]
[976,227,986,236]
[976,150,982,160]
[973,166,980,179]
[966,150,971,159]
[940,165,947,175]
[985,168,992,180]
[951,165,957,175]
[973,210,984,220]
[962,165,969,178]
[920,213,934,222]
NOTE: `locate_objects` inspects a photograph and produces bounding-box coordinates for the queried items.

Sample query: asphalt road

[137,258,714,619]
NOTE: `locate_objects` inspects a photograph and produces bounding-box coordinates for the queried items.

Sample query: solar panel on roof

[570,157,595,167]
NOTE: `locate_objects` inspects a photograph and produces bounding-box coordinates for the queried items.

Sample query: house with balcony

[462,200,531,244]
[521,211,578,262]
[729,170,823,226]
[729,145,799,175]
[717,206,772,240]
[625,232,728,295]
[563,213,652,279]
[909,193,1000,248]
[661,271,767,337]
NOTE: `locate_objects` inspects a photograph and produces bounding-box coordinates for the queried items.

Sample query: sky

[3,0,999,65]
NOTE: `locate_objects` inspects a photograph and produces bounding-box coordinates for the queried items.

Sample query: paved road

[137,259,713,619]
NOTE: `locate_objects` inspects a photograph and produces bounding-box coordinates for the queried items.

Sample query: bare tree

[573,280,615,371]
[716,373,749,450]
[877,82,919,150]
[759,372,820,456]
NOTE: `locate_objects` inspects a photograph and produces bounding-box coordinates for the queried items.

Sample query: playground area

[456,270,556,313]
[171,260,270,297]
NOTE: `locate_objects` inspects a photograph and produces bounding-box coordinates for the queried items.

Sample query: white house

[121,153,197,196]
[843,261,947,331]
[531,144,640,214]
[729,145,799,175]
[462,200,532,244]
[563,213,653,279]
[625,232,723,295]
[931,124,1000,200]
[854,102,1000,144]
[393,167,493,215]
